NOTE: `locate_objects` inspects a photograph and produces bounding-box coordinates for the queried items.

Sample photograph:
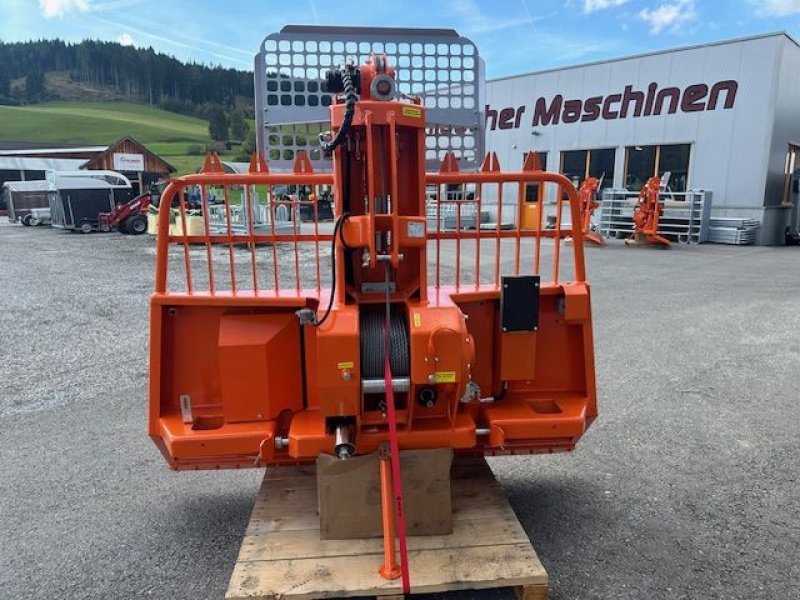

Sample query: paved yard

[1,220,798,599]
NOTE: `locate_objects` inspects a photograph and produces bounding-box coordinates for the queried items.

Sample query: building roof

[0,146,107,156]
[0,157,87,171]
[489,31,800,83]
[2,180,49,192]
[221,161,250,174]
[0,136,175,174]
[81,136,176,174]
[48,177,122,191]
[48,170,132,189]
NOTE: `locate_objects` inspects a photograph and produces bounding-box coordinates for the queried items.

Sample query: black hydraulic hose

[315,211,350,327]
[320,65,357,154]
[313,64,357,324]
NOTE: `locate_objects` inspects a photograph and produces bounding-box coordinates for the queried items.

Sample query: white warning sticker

[407,221,425,238]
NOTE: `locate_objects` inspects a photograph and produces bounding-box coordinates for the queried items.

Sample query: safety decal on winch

[402,106,422,118]
[433,371,456,383]
[337,361,354,370]
[407,221,425,238]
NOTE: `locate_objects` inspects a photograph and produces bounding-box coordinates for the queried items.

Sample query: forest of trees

[0,38,254,118]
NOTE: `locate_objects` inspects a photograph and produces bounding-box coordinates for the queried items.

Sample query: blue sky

[1,0,799,77]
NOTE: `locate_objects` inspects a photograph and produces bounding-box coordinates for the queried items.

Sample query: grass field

[0,101,244,175]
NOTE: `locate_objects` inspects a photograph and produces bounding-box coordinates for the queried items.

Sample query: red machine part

[627,176,670,248]
[578,176,604,246]
[98,192,151,234]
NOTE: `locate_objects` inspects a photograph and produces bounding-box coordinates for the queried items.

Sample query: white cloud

[90,14,252,67]
[447,0,542,34]
[751,0,800,16]
[117,32,134,46]
[638,0,697,34]
[39,0,89,18]
[583,0,630,14]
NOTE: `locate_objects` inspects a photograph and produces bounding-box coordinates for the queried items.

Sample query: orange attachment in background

[519,152,544,231]
[578,176,605,246]
[627,175,671,248]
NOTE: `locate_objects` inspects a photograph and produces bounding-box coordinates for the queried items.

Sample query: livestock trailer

[47,170,135,233]
[3,180,50,225]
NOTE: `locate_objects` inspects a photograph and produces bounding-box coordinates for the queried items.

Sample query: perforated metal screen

[255,25,485,172]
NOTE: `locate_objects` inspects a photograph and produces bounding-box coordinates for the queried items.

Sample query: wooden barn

[77,136,175,194]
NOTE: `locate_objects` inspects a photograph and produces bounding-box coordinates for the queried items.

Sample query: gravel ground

[1,220,798,599]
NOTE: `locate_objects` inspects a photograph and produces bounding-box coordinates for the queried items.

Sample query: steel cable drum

[360,307,410,379]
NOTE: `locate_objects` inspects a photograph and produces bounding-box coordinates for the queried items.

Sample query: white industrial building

[484,31,800,244]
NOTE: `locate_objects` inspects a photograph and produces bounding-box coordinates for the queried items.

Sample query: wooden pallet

[226,458,548,600]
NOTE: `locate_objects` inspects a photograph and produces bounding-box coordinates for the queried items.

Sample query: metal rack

[707,217,761,245]
[598,189,713,243]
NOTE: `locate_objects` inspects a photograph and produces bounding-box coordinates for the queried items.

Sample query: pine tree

[229,108,250,141]
[0,39,255,112]
[235,130,258,161]
[0,65,9,97]
[25,71,45,102]
[208,107,229,142]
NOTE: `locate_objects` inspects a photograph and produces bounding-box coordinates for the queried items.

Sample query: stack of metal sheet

[707,217,761,245]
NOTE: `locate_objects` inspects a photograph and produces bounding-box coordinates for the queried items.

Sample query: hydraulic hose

[314,211,349,327]
[320,64,357,154]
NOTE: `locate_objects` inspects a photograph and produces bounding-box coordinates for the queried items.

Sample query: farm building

[0,136,175,211]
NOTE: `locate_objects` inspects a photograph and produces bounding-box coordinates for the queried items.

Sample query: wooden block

[515,584,550,600]
[226,457,548,600]
[317,448,453,539]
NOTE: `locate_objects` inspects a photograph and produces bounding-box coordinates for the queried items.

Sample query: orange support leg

[379,452,401,580]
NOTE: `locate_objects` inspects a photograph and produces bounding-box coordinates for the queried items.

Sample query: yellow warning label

[402,106,422,118]
[433,371,456,383]
[413,313,421,327]
[337,361,354,370]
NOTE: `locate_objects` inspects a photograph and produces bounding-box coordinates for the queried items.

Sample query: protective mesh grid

[255,26,485,172]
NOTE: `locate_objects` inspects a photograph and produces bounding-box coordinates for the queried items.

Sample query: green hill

[0,101,243,175]
[0,101,209,144]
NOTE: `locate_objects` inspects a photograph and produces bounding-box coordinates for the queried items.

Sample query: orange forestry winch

[148,55,598,471]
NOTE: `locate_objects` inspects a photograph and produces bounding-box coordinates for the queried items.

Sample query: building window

[522,151,547,171]
[625,146,657,191]
[589,149,616,189]
[523,152,547,202]
[560,148,616,189]
[561,150,587,188]
[659,145,691,193]
[625,144,691,192]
